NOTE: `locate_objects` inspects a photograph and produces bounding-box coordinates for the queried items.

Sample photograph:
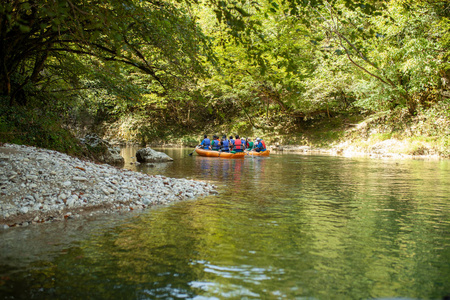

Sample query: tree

[305,0,447,115]
[0,0,210,107]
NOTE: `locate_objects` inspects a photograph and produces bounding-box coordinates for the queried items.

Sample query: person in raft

[211,135,221,151]
[241,137,247,149]
[221,135,230,152]
[200,135,210,149]
[232,135,245,152]
[245,138,254,151]
[254,137,266,152]
[228,136,234,151]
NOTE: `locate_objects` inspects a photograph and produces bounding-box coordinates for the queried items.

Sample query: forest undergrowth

[97,100,450,158]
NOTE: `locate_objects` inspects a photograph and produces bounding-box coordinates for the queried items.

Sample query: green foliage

[1,0,449,150]
[371,133,394,142]
[0,0,210,106]
[0,106,82,154]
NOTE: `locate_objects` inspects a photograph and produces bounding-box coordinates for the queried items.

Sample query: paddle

[189,145,200,156]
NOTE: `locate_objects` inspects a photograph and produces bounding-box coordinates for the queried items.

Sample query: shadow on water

[1,146,450,299]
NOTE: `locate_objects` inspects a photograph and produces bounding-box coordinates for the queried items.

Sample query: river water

[1,147,449,299]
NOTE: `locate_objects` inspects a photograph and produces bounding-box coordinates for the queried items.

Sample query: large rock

[79,134,124,166]
[136,147,173,163]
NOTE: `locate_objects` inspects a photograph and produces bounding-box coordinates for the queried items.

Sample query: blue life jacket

[211,139,221,150]
[241,139,247,149]
[256,141,266,151]
[221,139,230,151]
[201,138,210,148]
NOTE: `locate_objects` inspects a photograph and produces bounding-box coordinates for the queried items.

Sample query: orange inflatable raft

[195,148,246,159]
[246,150,270,157]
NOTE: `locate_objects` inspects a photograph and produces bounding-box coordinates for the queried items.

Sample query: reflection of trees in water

[3,155,450,299]
[287,157,450,299]
[120,146,138,165]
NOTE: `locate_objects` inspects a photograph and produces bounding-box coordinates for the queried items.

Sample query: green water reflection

[1,148,450,299]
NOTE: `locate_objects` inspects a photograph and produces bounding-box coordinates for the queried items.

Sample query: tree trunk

[405,95,417,116]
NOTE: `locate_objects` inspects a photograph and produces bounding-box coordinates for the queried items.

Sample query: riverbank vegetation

[1,0,449,156]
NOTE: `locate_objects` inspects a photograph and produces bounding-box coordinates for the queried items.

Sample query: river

[1,147,449,299]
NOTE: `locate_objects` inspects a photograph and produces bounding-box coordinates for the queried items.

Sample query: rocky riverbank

[269,137,444,160]
[0,144,216,228]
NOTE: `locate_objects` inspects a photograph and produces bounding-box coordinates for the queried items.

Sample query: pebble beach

[0,144,216,228]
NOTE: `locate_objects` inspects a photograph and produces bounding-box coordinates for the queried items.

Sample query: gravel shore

[0,144,216,228]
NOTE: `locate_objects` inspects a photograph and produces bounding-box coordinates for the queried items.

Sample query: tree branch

[311,3,396,87]
[49,46,167,89]
[338,37,393,86]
